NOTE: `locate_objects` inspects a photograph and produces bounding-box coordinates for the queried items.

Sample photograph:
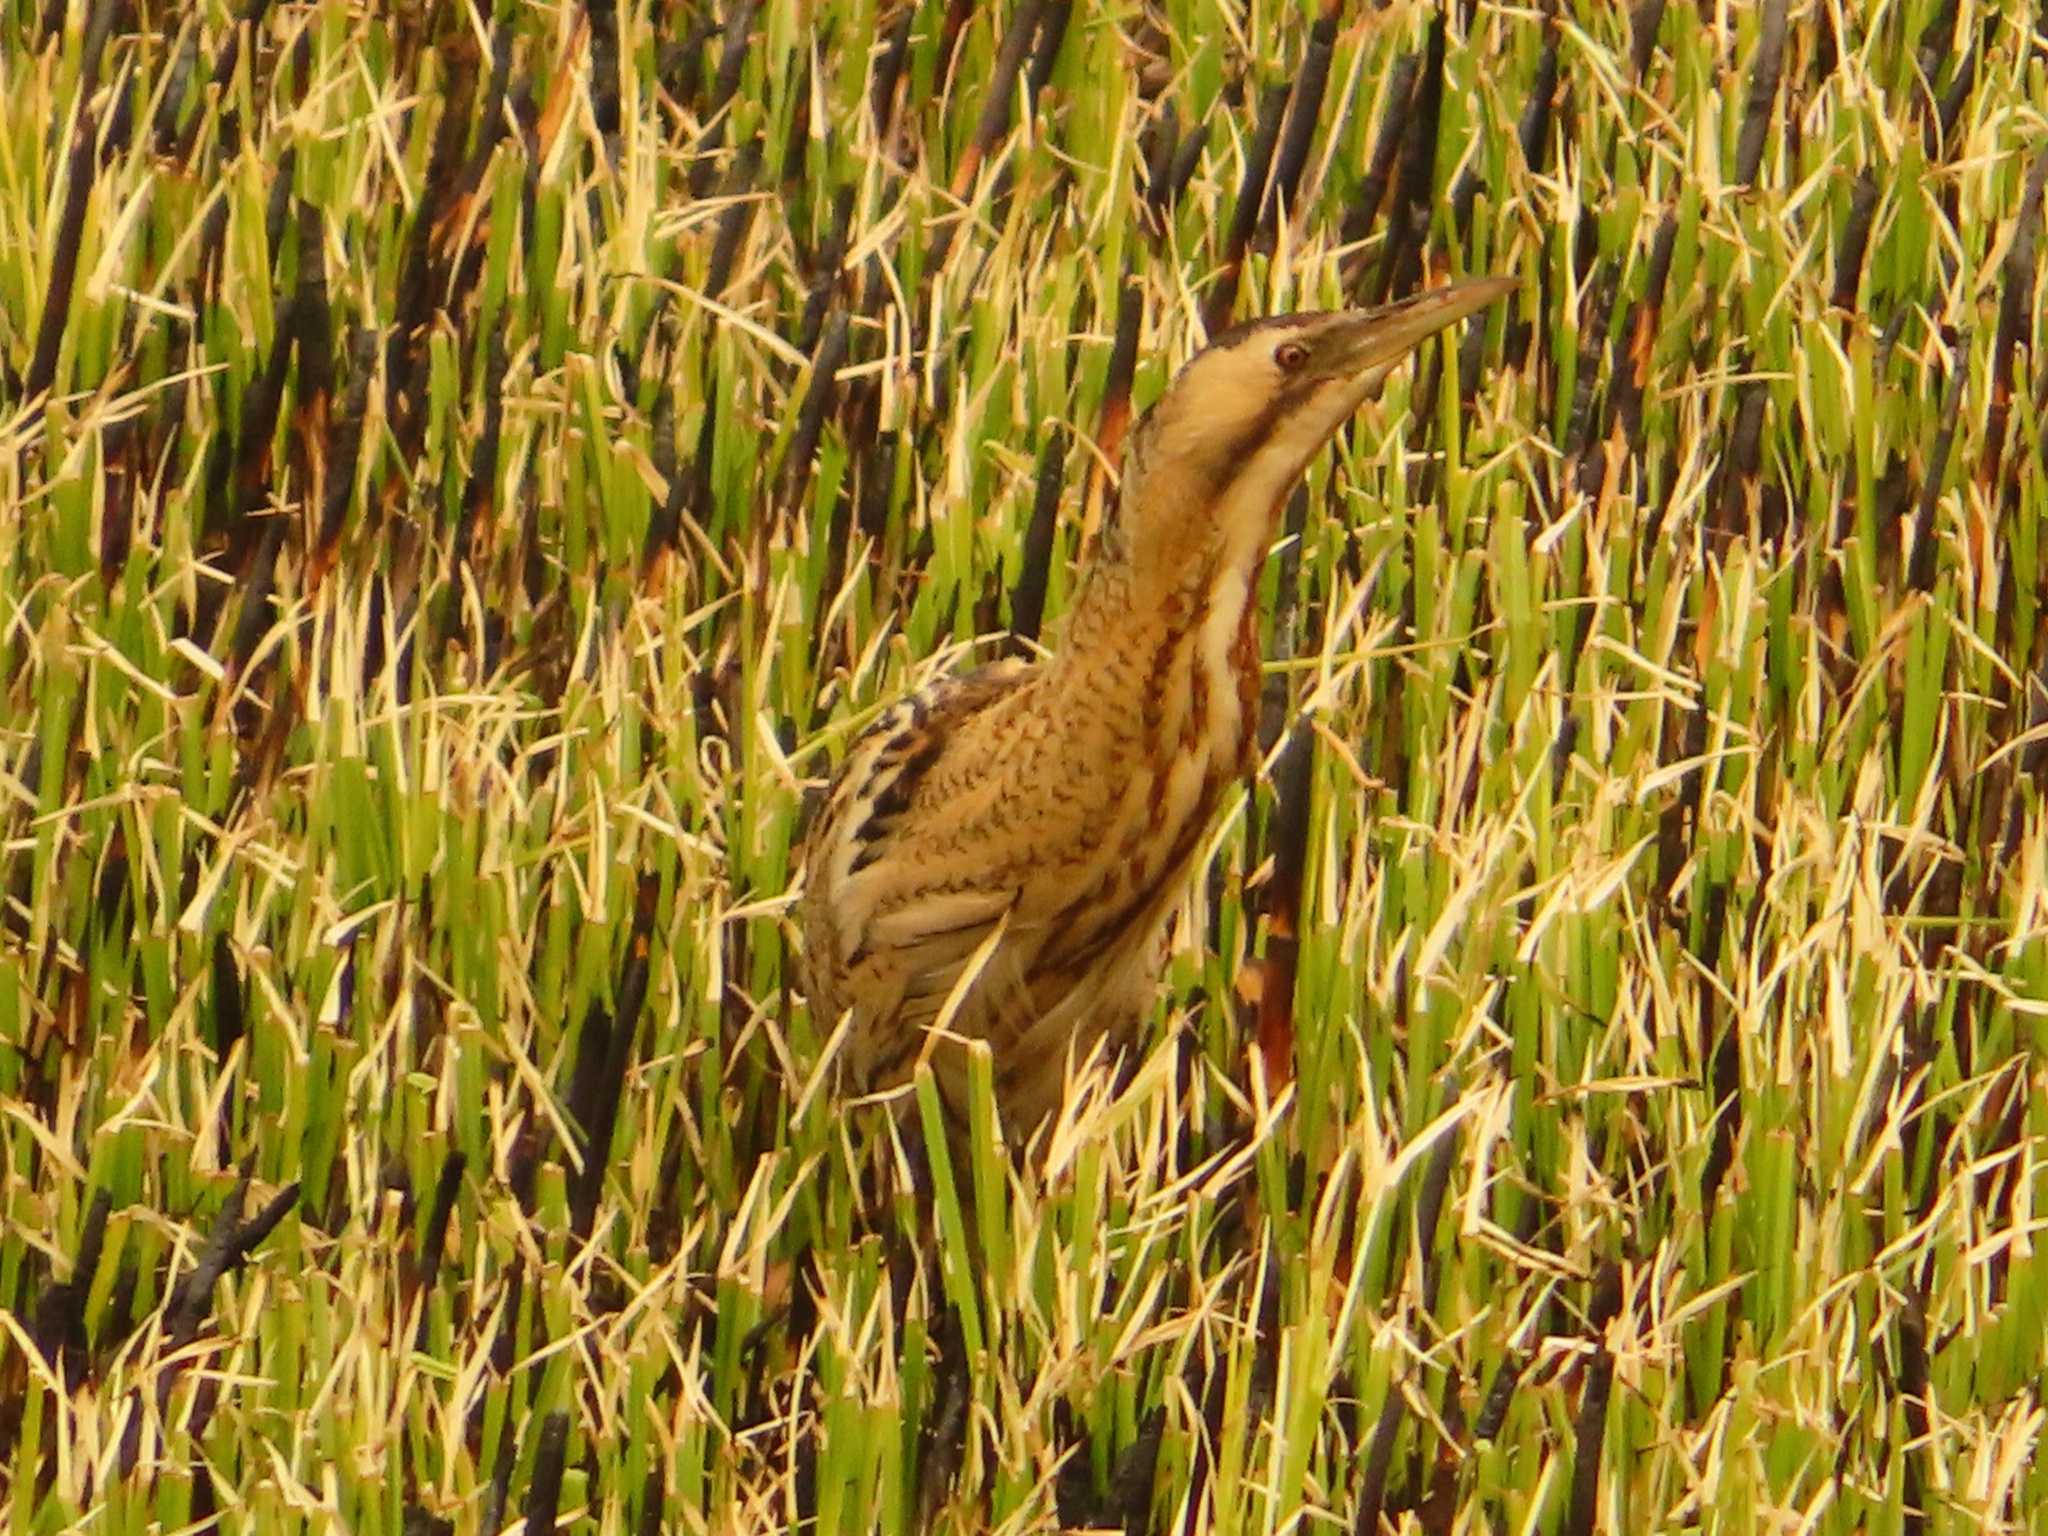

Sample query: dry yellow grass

[0,2,2044,1533]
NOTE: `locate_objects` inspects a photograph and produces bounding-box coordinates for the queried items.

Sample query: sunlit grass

[2,1,2046,1532]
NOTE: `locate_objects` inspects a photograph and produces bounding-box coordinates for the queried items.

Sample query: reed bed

[2,1,2046,1531]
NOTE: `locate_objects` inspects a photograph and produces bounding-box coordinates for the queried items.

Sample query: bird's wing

[797,660,1042,1073]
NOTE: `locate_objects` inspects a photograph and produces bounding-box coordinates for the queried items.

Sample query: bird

[797,275,1515,1145]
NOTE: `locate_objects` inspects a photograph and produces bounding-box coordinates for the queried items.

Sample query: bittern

[798,276,1514,1143]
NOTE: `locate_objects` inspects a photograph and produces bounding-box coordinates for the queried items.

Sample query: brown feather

[794,278,1515,1142]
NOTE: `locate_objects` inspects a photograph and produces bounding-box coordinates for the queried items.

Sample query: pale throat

[1195,414,1331,627]
[1065,391,1348,711]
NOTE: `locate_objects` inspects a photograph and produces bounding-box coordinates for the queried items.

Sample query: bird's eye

[1274,341,1311,372]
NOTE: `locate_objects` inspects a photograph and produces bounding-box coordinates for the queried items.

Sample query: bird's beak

[1323,274,1517,382]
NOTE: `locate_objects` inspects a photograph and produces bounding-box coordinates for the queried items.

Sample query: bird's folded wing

[799,660,1038,1034]
[867,886,1017,969]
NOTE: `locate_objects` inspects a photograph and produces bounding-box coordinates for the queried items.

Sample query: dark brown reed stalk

[1370,14,1445,307]
[1252,722,1315,1088]
[1264,2,1339,237]
[1339,51,1418,276]
[1005,426,1066,656]
[24,109,96,408]
[1629,0,1666,80]
[1202,81,1287,335]
[1981,150,2047,489]
[1732,0,1786,188]
[1906,331,1967,594]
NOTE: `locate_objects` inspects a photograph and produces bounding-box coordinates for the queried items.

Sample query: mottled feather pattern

[797,621,1249,1130]
[798,663,1039,1093]
[794,281,1514,1142]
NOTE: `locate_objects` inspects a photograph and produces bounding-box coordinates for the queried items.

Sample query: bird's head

[1107,276,1515,591]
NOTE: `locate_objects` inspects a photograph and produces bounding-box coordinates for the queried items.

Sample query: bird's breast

[1024,569,1263,960]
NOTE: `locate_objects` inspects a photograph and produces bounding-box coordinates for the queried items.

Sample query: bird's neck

[1060,479,1285,775]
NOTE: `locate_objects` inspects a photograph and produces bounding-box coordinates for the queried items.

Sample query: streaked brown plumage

[798,277,1515,1142]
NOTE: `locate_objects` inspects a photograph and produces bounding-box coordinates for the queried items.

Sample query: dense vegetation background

[2,0,2046,1531]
